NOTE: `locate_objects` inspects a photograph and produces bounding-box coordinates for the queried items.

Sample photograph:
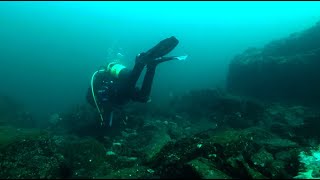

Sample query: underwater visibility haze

[1,1,320,117]
[1,1,320,179]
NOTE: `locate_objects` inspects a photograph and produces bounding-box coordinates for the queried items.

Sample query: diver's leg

[127,36,179,88]
[138,64,157,102]
[126,55,147,89]
[128,36,181,96]
[135,56,182,102]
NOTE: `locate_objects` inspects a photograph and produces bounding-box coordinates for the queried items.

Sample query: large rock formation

[227,21,320,106]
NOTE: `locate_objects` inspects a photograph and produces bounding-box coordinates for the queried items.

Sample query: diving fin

[149,55,188,66]
[175,55,188,61]
[145,36,179,60]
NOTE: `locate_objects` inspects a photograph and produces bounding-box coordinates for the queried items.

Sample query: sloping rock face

[227,21,320,106]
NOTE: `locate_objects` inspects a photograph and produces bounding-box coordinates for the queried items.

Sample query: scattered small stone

[147,169,155,174]
[106,151,116,156]
[113,142,121,146]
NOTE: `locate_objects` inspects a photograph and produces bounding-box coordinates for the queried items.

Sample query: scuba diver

[86,36,188,127]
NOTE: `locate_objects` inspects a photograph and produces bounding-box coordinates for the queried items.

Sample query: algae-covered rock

[227,21,320,105]
[144,129,172,162]
[257,138,298,153]
[249,143,300,178]
[147,127,275,178]
[186,157,231,179]
[120,119,175,163]
[269,160,292,179]
[226,154,267,179]
[0,126,46,149]
[145,124,303,179]
[99,165,155,179]
[0,125,113,179]
[171,89,266,129]
[0,130,66,179]
[56,135,108,178]
[294,113,320,140]
[210,127,274,157]
[251,148,274,168]
[265,104,311,127]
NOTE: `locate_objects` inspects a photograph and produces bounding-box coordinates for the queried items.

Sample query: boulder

[227,21,320,106]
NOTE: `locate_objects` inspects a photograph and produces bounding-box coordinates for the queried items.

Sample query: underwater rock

[230,154,267,179]
[147,127,280,178]
[99,116,189,171]
[251,148,274,168]
[265,104,311,127]
[261,103,320,141]
[185,157,231,179]
[145,125,301,178]
[54,104,98,136]
[170,89,224,121]
[249,147,283,178]
[103,138,144,170]
[227,20,320,106]
[0,126,46,149]
[99,165,156,179]
[248,139,301,178]
[209,127,276,157]
[0,130,66,179]
[256,137,298,154]
[171,89,266,129]
[269,122,293,139]
[104,153,139,170]
[146,130,220,178]
[123,117,188,162]
[0,126,113,179]
[56,135,108,178]
[263,20,320,57]
[143,129,172,162]
[268,160,293,179]
[294,114,320,141]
